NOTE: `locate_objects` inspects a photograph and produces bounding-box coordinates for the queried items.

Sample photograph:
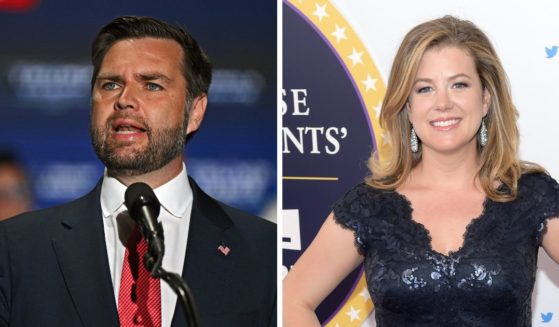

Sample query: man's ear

[186,94,208,135]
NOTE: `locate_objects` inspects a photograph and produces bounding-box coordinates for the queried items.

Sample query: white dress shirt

[101,164,193,327]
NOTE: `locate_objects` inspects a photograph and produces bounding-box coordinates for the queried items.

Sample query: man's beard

[90,112,187,177]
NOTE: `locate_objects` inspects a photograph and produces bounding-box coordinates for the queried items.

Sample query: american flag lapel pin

[217,241,230,256]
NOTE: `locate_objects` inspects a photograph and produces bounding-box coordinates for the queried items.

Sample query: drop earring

[478,118,488,147]
[410,127,419,153]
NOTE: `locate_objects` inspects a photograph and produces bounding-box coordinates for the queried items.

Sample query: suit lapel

[51,182,120,327]
[171,177,234,326]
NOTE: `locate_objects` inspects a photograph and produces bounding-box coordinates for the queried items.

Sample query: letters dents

[282,126,348,155]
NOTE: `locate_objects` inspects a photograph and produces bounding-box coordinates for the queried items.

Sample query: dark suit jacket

[0,178,276,326]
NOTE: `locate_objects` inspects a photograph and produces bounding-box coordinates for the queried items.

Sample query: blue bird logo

[545,46,558,58]
[541,312,553,323]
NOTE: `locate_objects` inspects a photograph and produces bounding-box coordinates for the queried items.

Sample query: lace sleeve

[529,173,559,245]
[332,183,373,255]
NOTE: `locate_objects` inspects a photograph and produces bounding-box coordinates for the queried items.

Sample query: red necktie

[118,225,162,326]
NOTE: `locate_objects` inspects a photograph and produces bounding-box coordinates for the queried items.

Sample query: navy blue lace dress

[333,172,559,326]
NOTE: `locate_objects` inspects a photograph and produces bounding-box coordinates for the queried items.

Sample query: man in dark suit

[0,16,276,327]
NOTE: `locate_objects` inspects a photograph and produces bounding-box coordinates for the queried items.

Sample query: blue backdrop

[282,2,375,322]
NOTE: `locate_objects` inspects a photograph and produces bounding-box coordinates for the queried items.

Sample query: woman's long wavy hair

[367,15,543,201]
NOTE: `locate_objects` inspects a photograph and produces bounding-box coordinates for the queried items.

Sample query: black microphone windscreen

[124,182,161,219]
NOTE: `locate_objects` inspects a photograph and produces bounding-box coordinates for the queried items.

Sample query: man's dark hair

[91,16,212,102]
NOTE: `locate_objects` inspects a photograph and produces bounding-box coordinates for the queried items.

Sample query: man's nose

[115,85,139,110]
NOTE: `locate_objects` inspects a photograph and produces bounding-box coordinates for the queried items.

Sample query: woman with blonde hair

[284,15,559,326]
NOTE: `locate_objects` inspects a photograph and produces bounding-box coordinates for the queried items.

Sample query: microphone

[124,182,165,274]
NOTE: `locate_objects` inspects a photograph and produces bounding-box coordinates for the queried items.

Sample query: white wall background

[328,1,559,325]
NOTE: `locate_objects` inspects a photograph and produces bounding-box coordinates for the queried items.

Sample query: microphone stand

[154,266,200,327]
[142,224,200,327]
